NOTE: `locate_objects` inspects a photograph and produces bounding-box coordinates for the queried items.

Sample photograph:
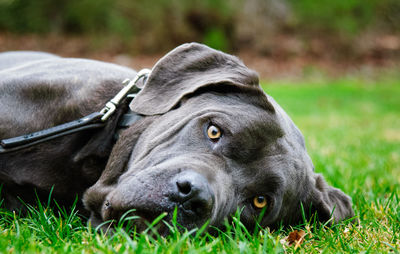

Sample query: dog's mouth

[101,204,170,234]
[100,170,215,234]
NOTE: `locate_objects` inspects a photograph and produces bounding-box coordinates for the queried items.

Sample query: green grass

[1,75,399,253]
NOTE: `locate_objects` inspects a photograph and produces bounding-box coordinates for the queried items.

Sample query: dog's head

[83,43,354,233]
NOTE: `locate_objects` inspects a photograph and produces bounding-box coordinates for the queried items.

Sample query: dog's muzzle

[169,171,215,219]
[101,170,215,230]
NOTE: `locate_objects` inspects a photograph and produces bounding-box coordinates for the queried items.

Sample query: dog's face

[83,43,353,232]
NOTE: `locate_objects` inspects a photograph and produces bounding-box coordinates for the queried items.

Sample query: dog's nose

[170,171,214,216]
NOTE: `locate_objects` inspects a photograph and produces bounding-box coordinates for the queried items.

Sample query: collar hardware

[100,69,150,121]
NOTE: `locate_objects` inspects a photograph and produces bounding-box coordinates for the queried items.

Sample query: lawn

[0,74,399,253]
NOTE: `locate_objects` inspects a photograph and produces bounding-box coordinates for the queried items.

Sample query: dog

[0,43,354,233]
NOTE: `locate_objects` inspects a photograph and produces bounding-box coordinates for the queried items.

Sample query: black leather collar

[117,110,143,128]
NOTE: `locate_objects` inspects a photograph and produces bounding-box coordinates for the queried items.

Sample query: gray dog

[0,43,354,232]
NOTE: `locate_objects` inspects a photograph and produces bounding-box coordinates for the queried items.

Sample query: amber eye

[253,196,267,209]
[207,125,221,140]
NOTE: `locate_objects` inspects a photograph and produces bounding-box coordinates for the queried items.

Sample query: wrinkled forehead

[130,86,287,157]
[180,90,282,134]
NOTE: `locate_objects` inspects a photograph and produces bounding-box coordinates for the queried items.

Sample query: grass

[1,74,399,253]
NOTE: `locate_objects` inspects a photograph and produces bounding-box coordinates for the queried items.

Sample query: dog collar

[0,69,151,154]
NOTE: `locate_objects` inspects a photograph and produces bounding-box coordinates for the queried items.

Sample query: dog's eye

[253,196,267,209]
[207,125,221,140]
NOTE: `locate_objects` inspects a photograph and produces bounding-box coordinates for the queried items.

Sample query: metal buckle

[100,68,151,121]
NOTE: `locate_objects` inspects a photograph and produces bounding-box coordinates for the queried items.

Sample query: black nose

[170,171,214,216]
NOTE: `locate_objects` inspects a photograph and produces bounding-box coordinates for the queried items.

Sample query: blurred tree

[0,0,398,53]
[234,0,291,52]
[288,0,378,36]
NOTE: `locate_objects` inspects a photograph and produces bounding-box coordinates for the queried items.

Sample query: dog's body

[0,51,135,211]
[0,43,354,232]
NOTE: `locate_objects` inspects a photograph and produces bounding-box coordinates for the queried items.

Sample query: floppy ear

[130,42,260,115]
[308,174,354,223]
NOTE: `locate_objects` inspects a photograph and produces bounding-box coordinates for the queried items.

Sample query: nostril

[104,200,111,209]
[102,200,116,221]
[176,180,192,195]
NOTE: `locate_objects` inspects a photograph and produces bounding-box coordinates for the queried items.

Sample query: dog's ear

[130,42,260,115]
[307,174,355,223]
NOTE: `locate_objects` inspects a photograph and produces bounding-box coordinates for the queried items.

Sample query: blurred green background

[0,0,399,61]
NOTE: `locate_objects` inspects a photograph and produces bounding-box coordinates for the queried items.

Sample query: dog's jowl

[0,43,354,232]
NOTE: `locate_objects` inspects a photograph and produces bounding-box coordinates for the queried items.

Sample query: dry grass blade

[286,230,306,249]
